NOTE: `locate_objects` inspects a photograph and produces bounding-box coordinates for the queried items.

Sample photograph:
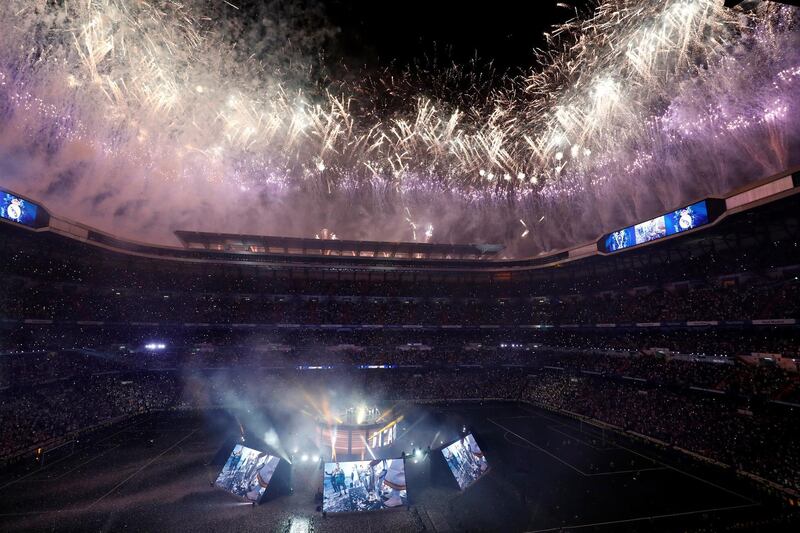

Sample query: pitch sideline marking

[612,441,757,504]
[0,418,143,491]
[518,405,758,502]
[490,418,587,476]
[525,502,760,532]
[18,444,122,483]
[545,425,618,452]
[86,427,199,510]
[498,420,667,478]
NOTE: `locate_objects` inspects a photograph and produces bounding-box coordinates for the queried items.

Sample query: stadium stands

[1,177,799,502]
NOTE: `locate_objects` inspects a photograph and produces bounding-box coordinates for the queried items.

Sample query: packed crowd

[2,274,799,326]
[1,190,799,502]
[524,370,800,492]
[2,213,799,331]
[0,373,178,460]
[3,344,797,396]
[3,348,798,496]
[3,320,799,370]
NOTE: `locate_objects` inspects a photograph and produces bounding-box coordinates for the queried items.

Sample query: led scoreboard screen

[0,193,39,227]
[602,200,710,252]
[214,445,280,503]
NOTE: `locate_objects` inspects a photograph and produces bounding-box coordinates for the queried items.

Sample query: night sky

[234,0,595,76]
[323,0,594,71]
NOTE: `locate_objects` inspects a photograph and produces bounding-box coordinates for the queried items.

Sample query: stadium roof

[1,167,798,280]
[174,230,504,260]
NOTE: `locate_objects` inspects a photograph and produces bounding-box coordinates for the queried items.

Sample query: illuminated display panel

[442,434,489,490]
[0,193,39,227]
[602,200,709,252]
[665,200,709,236]
[634,216,666,245]
[323,459,407,512]
[214,445,280,502]
[370,424,396,449]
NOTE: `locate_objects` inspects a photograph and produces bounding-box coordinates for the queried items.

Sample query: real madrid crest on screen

[0,192,39,226]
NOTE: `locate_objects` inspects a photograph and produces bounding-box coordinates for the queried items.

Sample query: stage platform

[0,403,792,532]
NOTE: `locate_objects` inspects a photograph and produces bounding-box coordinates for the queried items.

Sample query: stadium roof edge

[173,230,504,260]
[565,165,800,262]
[1,165,798,272]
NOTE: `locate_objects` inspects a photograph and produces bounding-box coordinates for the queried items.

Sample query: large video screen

[634,216,666,245]
[0,193,38,227]
[442,434,489,490]
[603,200,709,252]
[665,200,708,236]
[214,444,280,502]
[323,459,407,513]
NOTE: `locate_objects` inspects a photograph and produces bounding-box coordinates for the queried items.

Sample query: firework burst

[0,0,797,252]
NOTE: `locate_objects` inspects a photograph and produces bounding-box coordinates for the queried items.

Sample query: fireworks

[0,1,797,252]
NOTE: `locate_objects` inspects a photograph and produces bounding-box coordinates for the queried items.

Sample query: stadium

[1,1,800,532]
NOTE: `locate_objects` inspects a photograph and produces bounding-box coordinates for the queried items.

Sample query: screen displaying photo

[665,200,708,236]
[442,434,489,490]
[0,193,38,226]
[634,216,666,245]
[602,200,712,253]
[214,444,280,502]
[323,459,407,513]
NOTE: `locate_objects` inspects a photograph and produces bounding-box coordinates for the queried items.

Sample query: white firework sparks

[0,0,796,253]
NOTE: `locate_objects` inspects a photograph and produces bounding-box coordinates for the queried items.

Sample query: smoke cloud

[0,1,797,255]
